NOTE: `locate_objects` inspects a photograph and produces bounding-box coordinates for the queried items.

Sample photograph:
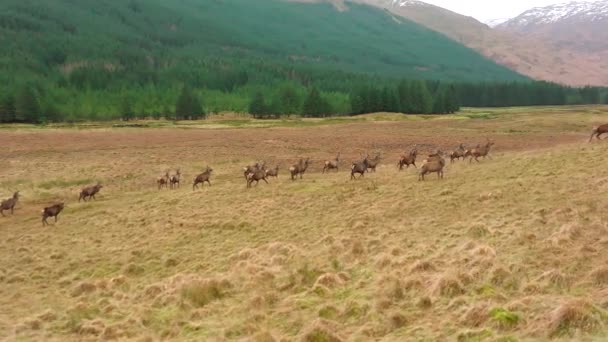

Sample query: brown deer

[289,158,310,180]
[170,169,181,189]
[589,124,608,142]
[79,183,103,202]
[351,156,369,180]
[243,162,265,180]
[247,169,269,188]
[323,153,340,173]
[469,140,495,163]
[397,149,418,170]
[366,153,381,172]
[449,143,467,163]
[193,167,213,190]
[419,151,446,181]
[42,203,65,226]
[157,171,170,190]
[0,191,20,216]
[265,166,279,179]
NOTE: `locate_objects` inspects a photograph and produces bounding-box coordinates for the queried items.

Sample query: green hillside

[0,0,536,121]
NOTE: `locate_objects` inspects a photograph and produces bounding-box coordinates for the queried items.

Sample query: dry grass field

[2,106,608,341]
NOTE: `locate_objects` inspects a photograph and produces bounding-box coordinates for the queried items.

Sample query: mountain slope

[0,0,525,84]
[499,0,608,53]
[319,0,608,86]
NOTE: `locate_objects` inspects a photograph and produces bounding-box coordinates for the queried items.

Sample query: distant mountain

[484,18,511,27]
[499,1,608,53]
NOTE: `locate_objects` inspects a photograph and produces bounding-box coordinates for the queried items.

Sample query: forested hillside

[0,0,605,122]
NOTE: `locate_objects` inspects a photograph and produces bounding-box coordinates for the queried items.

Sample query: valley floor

[1,106,608,341]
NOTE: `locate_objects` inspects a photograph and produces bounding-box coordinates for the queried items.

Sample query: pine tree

[15,86,41,123]
[190,94,205,120]
[302,87,330,118]
[397,80,412,113]
[175,86,193,120]
[276,85,300,115]
[249,92,268,119]
[349,87,366,115]
[0,95,16,123]
[119,96,134,121]
[409,80,433,114]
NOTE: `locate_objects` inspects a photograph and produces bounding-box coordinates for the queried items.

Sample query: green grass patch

[490,308,520,329]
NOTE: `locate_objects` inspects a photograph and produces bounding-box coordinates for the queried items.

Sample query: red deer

[589,124,608,142]
[469,140,495,163]
[247,169,269,188]
[398,149,418,170]
[419,151,446,181]
[323,153,340,173]
[157,171,169,190]
[289,158,310,180]
[79,183,103,202]
[243,162,265,180]
[265,166,279,178]
[42,203,65,226]
[170,169,181,189]
[0,191,19,216]
[193,167,213,190]
[366,153,381,172]
[449,143,467,163]
[351,156,369,180]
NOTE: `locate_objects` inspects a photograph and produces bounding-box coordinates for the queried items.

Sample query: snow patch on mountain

[501,0,608,27]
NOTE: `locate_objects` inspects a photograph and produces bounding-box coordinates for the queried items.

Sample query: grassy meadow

[2,106,608,341]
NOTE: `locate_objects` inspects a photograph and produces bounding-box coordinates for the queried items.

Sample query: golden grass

[2,108,608,340]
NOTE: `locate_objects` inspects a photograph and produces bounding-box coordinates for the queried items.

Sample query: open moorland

[2,106,608,341]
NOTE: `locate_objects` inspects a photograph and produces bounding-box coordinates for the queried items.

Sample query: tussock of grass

[547,299,607,337]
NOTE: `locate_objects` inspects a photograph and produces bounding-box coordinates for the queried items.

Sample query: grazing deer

[265,166,279,179]
[157,171,170,190]
[419,151,446,181]
[193,167,213,190]
[398,149,418,170]
[170,169,181,189]
[365,153,381,172]
[289,158,310,181]
[323,153,340,173]
[0,191,20,216]
[42,203,65,226]
[589,124,608,142]
[247,169,269,188]
[351,156,369,180]
[469,139,495,163]
[79,183,103,202]
[449,143,467,163]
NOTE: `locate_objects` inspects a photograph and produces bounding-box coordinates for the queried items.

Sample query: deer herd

[2,122,606,227]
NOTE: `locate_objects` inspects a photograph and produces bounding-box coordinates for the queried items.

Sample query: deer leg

[207,180,211,186]
[263,178,269,184]
[1,210,4,217]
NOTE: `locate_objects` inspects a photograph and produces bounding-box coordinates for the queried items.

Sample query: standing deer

[289,158,310,181]
[193,167,213,190]
[589,124,608,142]
[323,153,340,173]
[398,149,418,170]
[469,140,495,163]
[247,169,269,188]
[419,151,446,181]
[351,156,369,180]
[170,169,181,189]
[157,171,170,190]
[449,143,467,163]
[0,191,20,216]
[79,183,103,202]
[42,203,65,226]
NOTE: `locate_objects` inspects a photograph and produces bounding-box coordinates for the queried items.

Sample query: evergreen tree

[175,86,194,120]
[276,85,300,115]
[409,80,433,114]
[0,95,16,123]
[190,94,205,120]
[397,80,412,113]
[302,87,330,118]
[119,96,134,121]
[249,92,269,119]
[15,86,41,123]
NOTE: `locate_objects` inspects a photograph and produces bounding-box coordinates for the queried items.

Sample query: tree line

[1,77,607,123]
